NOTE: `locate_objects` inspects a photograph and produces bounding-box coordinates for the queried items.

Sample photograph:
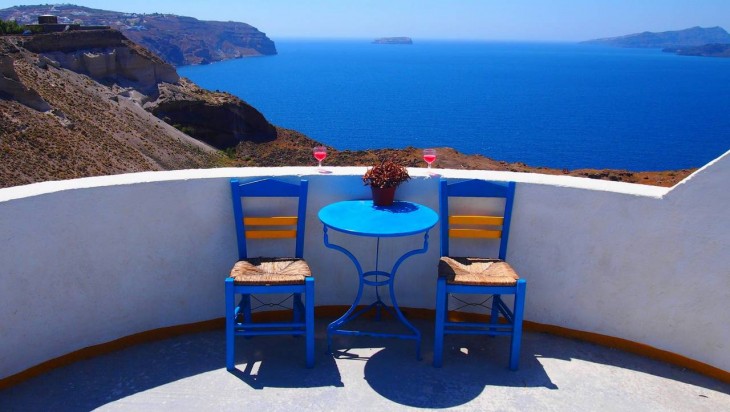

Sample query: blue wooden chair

[433,179,526,370]
[225,178,315,369]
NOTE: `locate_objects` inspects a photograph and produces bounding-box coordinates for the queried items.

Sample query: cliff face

[147,80,277,148]
[122,16,277,66]
[0,29,279,187]
[21,29,179,93]
[0,42,50,111]
[0,4,277,66]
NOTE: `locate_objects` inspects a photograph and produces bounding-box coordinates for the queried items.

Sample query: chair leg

[241,294,252,323]
[433,276,447,367]
[490,294,501,327]
[293,293,303,339]
[305,277,315,368]
[225,278,235,371]
[293,293,303,323]
[509,280,527,371]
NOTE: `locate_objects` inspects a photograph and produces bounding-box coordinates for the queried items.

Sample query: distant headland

[583,26,730,58]
[373,37,413,45]
[0,4,277,65]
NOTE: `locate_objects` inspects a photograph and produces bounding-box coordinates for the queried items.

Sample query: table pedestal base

[324,231,431,360]
[327,279,422,360]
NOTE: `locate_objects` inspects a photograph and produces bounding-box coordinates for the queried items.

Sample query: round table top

[318,200,439,237]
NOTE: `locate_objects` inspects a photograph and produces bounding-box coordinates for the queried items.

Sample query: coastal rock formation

[0,43,50,111]
[583,26,730,48]
[147,79,276,149]
[0,4,277,66]
[22,29,178,93]
[663,43,730,58]
[0,29,280,187]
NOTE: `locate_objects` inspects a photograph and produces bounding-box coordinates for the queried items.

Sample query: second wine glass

[423,148,436,169]
[313,146,327,171]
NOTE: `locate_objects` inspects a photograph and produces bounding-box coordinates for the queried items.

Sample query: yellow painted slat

[245,230,297,239]
[450,215,504,226]
[244,216,298,226]
[450,228,502,239]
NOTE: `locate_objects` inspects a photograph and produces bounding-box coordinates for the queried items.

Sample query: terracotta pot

[371,186,397,206]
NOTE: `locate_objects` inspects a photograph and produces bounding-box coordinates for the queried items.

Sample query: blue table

[318,200,439,359]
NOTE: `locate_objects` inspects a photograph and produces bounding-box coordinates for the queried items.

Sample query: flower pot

[371,186,396,206]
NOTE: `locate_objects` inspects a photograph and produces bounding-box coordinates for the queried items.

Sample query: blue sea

[179,40,730,171]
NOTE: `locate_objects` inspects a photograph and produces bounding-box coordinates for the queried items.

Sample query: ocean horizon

[179,39,730,171]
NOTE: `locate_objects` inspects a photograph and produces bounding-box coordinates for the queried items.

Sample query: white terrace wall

[1,152,728,380]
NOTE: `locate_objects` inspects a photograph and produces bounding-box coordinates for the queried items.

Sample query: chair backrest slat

[439,178,516,260]
[449,215,504,226]
[244,216,298,226]
[245,230,297,239]
[230,178,309,259]
[449,228,502,239]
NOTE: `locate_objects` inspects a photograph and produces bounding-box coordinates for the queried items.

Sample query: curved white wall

[1,152,728,380]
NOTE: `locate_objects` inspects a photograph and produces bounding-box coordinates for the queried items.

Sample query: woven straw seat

[230,258,310,286]
[439,257,519,286]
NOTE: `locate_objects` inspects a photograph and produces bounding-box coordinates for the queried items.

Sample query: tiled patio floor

[1,318,728,411]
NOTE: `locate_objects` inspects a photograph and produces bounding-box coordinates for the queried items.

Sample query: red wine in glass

[313,146,327,169]
[423,149,436,169]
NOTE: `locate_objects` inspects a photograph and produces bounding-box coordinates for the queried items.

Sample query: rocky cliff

[21,29,178,93]
[0,29,278,187]
[584,26,730,50]
[0,4,277,66]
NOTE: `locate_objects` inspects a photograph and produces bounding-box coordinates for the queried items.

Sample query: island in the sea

[373,37,413,44]
[582,26,730,48]
[582,26,730,58]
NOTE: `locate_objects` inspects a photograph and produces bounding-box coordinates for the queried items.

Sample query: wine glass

[423,148,436,169]
[313,146,327,171]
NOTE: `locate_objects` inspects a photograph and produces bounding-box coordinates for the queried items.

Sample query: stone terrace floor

[1,318,729,411]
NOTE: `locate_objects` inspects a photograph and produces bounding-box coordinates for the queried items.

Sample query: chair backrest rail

[244,216,298,226]
[245,230,297,239]
[449,215,504,226]
[449,228,502,239]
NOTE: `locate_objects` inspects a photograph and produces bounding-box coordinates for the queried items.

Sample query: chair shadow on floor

[0,329,343,412]
[228,333,344,390]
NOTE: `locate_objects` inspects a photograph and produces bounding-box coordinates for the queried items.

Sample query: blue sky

[2,0,729,41]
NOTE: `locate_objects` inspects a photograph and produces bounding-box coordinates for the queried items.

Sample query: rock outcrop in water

[373,37,413,45]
